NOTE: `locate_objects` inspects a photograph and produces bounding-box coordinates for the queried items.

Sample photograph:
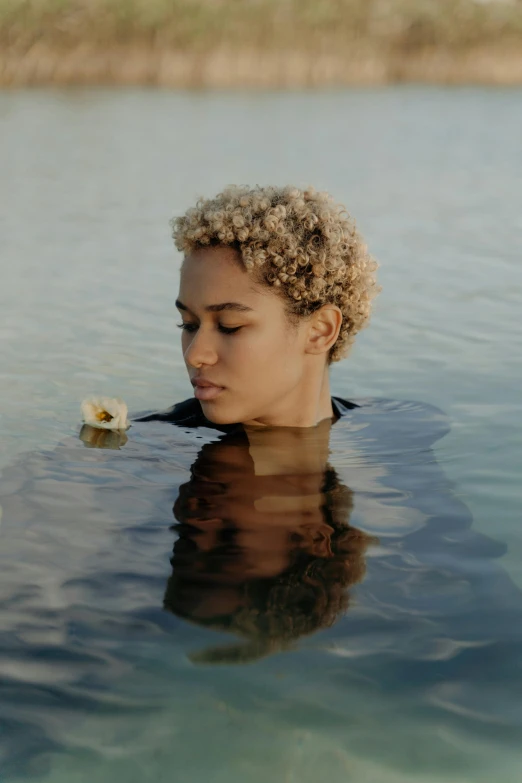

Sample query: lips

[191,378,225,402]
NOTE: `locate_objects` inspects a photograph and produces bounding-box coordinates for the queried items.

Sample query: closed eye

[218,325,242,335]
[177,323,242,335]
[177,322,198,333]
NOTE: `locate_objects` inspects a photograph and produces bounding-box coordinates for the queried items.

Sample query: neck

[244,363,333,429]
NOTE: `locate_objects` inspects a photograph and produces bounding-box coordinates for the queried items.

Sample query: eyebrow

[175,299,253,314]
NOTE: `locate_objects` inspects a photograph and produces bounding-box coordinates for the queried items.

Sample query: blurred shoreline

[2,45,522,87]
[2,0,522,88]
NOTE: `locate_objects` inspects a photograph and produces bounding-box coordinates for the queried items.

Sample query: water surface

[1,87,521,781]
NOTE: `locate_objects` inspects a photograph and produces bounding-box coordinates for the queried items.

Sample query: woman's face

[177,246,312,426]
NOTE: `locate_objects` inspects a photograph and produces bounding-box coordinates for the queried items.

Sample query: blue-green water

[0,87,521,781]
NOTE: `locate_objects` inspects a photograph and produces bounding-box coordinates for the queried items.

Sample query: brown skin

[176,246,343,428]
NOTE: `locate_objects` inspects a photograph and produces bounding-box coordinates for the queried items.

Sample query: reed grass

[1,0,522,86]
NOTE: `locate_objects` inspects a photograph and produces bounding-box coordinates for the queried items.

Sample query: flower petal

[81,397,130,431]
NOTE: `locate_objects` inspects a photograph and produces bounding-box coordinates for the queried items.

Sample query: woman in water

[137,184,379,431]
[1,185,521,776]
[136,185,380,660]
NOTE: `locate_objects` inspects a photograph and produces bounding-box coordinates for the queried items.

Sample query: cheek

[233,324,297,366]
[230,335,286,377]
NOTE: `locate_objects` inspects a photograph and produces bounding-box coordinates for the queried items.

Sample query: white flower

[81,397,130,431]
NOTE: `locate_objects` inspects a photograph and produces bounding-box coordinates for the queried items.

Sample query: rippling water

[1,87,521,781]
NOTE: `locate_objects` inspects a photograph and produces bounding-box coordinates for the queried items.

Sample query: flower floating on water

[81,397,130,431]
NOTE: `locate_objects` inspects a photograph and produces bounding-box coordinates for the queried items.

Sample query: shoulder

[331,396,359,416]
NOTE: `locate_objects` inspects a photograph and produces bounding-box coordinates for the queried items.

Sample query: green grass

[1,0,522,51]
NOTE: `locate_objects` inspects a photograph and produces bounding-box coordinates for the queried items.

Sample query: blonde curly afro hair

[172,185,379,362]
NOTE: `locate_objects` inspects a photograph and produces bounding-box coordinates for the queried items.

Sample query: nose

[183,326,218,369]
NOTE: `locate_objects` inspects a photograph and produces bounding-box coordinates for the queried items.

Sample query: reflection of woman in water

[164,424,375,664]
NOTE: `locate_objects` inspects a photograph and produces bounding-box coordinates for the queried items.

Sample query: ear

[304,305,343,357]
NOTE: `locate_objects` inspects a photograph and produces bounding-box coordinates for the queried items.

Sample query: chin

[200,401,242,426]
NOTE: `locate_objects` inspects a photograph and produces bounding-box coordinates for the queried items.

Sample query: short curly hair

[172,185,379,362]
